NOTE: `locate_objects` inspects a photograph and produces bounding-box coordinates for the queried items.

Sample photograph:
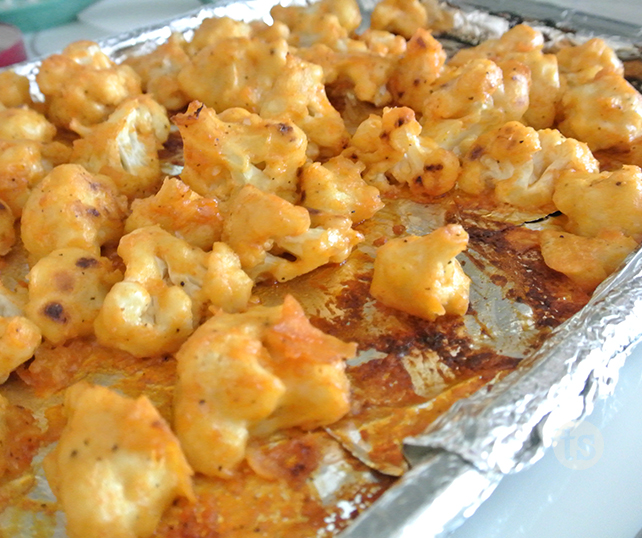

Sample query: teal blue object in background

[0,0,100,33]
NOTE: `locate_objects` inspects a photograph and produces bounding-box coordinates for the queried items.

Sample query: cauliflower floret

[222,185,310,269]
[421,58,530,154]
[553,165,642,241]
[0,139,71,217]
[512,50,559,129]
[296,39,402,109]
[70,95,170,199]
[0,107,57,142]
[421,0,455,32]
[94,226,210,357]
[174,103,307,203]
[0,71,33,108]
[223,185,363,282]
[300,156,384,223]
[271,0,361,47]
[558,69,642,152]
[177,34,286,112]
[449,24,560,129]
[25,248,122,345]
[123,33,191,111]
[0,140,46,217]
[182,27,348,155]
[44,382,194,538]
[540,229,637,292]
[187,16,253,54]
[370,224,471,321]
[185,16,289,56]
[0,200,15,256]
[388,28,447,112]
[0,316,42,384]
[556,37,624,86]
[125,177,222,251]
[258,53,349,157]
[20,164,127,261]
[345,106,460,196]
[370,0,428,39]
[173,294,355,478]
[453,23,545,63]
[36,41,142,129]
[202,242,253,314]
[255,213,363,283]
[458,121,600,211]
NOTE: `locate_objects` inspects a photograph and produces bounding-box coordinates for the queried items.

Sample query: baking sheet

[2,1,642,537]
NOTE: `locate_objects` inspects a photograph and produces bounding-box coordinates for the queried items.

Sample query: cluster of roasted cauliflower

[1,0,642,535]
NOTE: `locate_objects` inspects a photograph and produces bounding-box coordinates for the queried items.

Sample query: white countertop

[17,1,642,538]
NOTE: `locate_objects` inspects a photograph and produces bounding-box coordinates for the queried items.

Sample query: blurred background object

[0,22,26,66]
[0,0,100,33]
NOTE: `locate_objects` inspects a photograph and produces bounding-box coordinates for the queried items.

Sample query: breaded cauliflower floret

[370,0,428,39]
[421,58,530,154]
[94,226,210,357]
[0,316,42,384]
[186,15,288,56]
[540,229,637,292]
[300,156,384,223]
[370,224,471,321]
[36,41,142,130]
[25,248,122,345]
[556,37,624,86]
[0,140,45,217]
[177,34,286,112]
[124,33,191,111]
[558,69,642,152]
[271,0,361,47]
[71,95,170,199]
[0,71,33,108]
[202,242,253,314]
[256,213,363,283]
[125,177,222,251]
[174,103,307,203]
[458,121,600,211]
[181,19,348,154]
[0,200,15,256]
[20,164,127,261]
[222,185,310,269]
[0,107,57,142]
[44,382,194,538]
[345,107,460,196]
[449,24,560,129]
[259,53,349,156]
[187,16,253,54]
[223,185,363,282]
[0,139,71,217]
[553,165,642,241]
[296,37,403,109]
[388,28,447,112]
[173,294,355,478]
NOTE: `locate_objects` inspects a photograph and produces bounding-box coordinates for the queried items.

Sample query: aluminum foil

[3,1,642,537]
[341,3,642,538]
